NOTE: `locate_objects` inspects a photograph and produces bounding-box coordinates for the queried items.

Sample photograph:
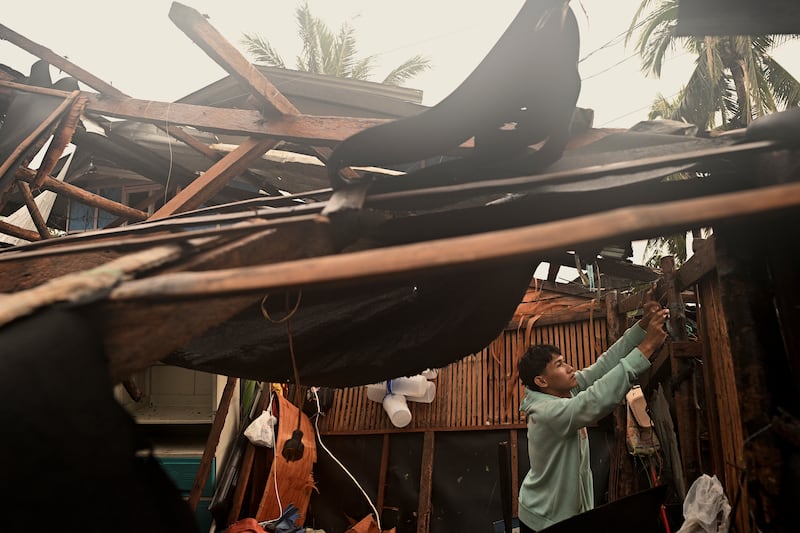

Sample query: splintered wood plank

[149,136,279,219]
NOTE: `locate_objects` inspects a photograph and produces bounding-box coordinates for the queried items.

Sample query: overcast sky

[3,0,798,129]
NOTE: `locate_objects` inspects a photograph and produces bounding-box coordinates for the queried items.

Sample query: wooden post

[605,290,636,500]
[509,429,519,517]
[376,433,390,520]
[661,255,700,485]
[715,222,788,531]
[188,375,238,512]
[227,384,272,525]
[416,431,435,533]
[695,271,749,532]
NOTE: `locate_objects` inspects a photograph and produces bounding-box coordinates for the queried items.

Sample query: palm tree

[627,0,800,130]
[242,2,431,86]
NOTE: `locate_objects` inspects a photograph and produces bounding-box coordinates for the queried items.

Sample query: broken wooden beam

[0,23,126,97]
[0,80,390,144]
[169,2,298,117]
[149,136,280,219]
[108,180,800,302]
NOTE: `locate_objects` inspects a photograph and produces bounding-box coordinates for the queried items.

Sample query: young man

[516,293,669,532]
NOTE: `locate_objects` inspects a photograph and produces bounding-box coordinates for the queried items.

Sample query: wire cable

[312,388,381,530]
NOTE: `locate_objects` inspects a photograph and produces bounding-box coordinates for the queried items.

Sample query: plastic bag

[244,408,277,448]
[676,474,731,533]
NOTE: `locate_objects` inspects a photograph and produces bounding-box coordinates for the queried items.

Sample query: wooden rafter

[169,2,298,117]
[149,136,280,219]
[108,180,800,302]
[0,89,79,209]
[15,166,148,222]
[15,181,50,239]
[32,94,87,189]
[0,80,390,143]
[0,20,260,181]
[0,217,41,242]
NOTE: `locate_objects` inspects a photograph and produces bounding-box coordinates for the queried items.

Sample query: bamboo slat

[317,318,608,435]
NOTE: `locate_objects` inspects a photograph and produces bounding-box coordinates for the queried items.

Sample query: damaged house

[1,1,799,532]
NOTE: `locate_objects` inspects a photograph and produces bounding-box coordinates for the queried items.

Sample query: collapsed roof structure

[1,1,796,387]
[1,1,800,531]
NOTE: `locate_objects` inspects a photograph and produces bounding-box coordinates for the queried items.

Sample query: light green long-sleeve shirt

[517,323,651,531]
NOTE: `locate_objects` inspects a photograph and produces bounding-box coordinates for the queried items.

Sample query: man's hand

[638,308,669,359]
[638,287,661,330]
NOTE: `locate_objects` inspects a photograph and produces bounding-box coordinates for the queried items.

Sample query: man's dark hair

[518,344,561,391]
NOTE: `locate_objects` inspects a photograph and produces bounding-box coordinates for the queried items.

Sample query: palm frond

[241,32,286,68]
[381,55,432,86]
[242,2,430,86]
[328,23,360,78]
[295,2,322,74]
[349,57,376,81]
[762,55,800,108]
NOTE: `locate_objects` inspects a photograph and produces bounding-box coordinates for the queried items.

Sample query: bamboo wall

[317,318,609,435]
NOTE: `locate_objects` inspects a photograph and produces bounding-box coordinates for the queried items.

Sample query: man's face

[537,354,577,397]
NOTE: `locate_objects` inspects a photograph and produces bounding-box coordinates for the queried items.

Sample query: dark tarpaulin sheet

[166,260,536,388]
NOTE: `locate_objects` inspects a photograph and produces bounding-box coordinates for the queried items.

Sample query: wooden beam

[169,2,298,117]
[607,290,637,500]
[0,218,41,242]
[0,80,390,144]
[148,136,280,219]
[0,23,268,182]
[109,180,800,302]
[15,181,50,239]
[676,237,716,289]
[0,23,126,97]
[0,90,79,204]
[417,431,434,533]
[225,383,271,525]
[32,95,87,189]
[0,242,191,326]
[188,375,237,512]
[102,219,337,382]
[376,434,390,518]
[16,167,148,222]
[662,256,701,484]
[695,272,749,531]
[669,340,703,360]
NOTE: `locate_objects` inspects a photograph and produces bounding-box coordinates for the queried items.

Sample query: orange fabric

[255,393,317,525]
[227,517,267,533]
